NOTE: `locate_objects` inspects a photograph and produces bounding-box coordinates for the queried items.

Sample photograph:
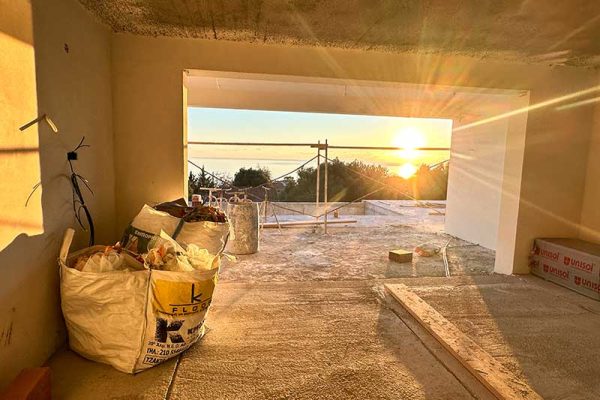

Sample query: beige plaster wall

[512,85,597,271]
[580,74,600,243]
[0,0,115,388]
[112,34,597,275]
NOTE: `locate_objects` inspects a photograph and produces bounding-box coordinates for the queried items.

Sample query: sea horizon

[189,156,447,180]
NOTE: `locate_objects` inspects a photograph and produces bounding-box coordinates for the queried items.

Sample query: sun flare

[393,126,426,159]
[397,163,418,179]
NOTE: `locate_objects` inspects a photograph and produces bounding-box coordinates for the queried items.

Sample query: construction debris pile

[59,199,231,373]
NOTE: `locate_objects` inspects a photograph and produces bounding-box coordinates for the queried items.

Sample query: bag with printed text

[120,199,230,256]
[59,226,226,373]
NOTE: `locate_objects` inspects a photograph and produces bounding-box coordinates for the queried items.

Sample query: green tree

[188,167,229,199]
[279,158,449,202]
[233,167,271,188]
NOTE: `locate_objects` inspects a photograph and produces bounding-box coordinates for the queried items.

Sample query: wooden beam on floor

[262,219,357,228]
[385,284,542,400]
[0,367,51,400]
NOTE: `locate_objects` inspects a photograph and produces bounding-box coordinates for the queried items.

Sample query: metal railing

[188,140,450,233]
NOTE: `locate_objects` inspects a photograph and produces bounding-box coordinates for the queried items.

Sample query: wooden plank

[385,284,542,400]
[0,367,51,400]
[262,219,356,228]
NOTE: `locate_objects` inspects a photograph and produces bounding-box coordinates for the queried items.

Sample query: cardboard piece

[530,238,600,300]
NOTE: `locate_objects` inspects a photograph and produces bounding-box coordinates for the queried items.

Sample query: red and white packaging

[530,238,600,300]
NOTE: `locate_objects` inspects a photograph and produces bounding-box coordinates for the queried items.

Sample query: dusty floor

[48,215,492,399]
[400,275,600,399]
[222,214,495,281]
[47,214,600,399]
[49,281,480,400]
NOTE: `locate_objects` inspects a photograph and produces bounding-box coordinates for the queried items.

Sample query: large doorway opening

[183,70,528,276]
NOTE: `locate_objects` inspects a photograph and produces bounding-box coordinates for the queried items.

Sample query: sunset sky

[188,107,453,178]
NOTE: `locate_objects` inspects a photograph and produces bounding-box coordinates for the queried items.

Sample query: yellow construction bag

[58,229,220,373]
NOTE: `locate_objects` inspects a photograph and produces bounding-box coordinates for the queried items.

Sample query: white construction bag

[59,229,220,373]
[121,205,231,255]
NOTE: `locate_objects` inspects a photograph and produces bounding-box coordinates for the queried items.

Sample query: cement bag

[59,229,219,373]
[121,205,230,255]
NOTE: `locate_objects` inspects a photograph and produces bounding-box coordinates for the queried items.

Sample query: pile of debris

[59,198,230,373]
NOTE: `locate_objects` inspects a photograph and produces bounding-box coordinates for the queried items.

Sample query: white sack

[121,205,230,255]
[59,229,220,373]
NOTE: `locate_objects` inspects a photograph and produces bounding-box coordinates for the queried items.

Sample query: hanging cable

[67,137,95,247]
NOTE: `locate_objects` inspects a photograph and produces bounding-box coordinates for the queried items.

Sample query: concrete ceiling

[79,0,600,67]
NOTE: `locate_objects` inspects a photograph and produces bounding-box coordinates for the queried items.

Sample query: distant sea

[189,157,315,180]
[188,155,449,180]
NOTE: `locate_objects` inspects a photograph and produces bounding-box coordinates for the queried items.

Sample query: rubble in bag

[71,244,144,273]
[414,243,441,257]
[144,231,219,272]
[121,199,230,255]
[59,228,222,374]
[154,198,227,223]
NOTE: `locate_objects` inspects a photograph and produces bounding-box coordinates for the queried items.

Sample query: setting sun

[393,126,426,159]
[397,163,418,179]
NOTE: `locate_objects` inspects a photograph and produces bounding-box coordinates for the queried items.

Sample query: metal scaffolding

[188,140,450,233]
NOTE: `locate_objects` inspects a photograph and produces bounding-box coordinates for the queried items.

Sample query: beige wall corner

[579,74,600,243]
[512,83,598,274]
[0,0,115,389]
[183,72,189,200]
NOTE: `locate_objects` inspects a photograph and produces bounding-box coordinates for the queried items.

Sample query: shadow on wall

[0,0,115,389]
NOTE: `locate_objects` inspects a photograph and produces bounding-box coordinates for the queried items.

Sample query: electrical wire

[67,137,95,247]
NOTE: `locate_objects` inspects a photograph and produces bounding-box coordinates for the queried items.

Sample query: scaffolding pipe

[189,141,316,147]
[327,145,449,151]
[324,139,329,234]
[263,189,268,224]
[315,140,321,223]
[188,141,449,151]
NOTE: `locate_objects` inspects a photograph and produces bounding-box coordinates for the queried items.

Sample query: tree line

[188,158,449,201]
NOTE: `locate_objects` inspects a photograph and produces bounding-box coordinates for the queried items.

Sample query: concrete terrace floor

[48,210,600,399]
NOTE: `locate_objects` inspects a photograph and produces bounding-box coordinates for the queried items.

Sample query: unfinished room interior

[2,0,600,399]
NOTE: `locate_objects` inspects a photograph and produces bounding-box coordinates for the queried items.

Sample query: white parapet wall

[267,202,366,216]
[363,201,405,216]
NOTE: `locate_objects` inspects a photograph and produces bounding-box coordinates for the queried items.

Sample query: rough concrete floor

[221,215,495,282]
[49,280,479,400]
[48,217,600,399]
[48,217,493,399]
[401,275,600,399]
